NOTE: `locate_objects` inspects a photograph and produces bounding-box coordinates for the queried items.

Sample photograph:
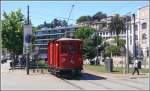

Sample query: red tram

[47,38,83,76]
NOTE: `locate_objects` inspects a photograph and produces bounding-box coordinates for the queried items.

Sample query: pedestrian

[132,58,140,75]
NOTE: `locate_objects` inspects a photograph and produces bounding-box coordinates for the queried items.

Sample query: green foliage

[92,12,107,21]
[76,11,107,23]
[76,16,92,23]
[106,15,126,56]
[91,34,103,46]
[83,39,96,59]
[84,64,149,74]
[105,45,120,57]
[74,27,104,60]
[37,19,68,29]
[113,36,126,48]
[2,9,24,54]
[37,60,48,68]
[108,14,125,35]
[74,27,95,40]
[104,37,126,57]
[108,14,126,46]
[74,27,96,59]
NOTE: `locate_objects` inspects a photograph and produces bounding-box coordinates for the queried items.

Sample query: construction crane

[64,4,75,38]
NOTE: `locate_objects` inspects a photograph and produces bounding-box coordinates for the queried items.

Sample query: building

[77,5,149,60]
[126,5,149,59]
[136,5,149,62]
[33,25,79,59]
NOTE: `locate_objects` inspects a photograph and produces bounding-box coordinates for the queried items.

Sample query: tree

[92,12,107,21]
[74,27,95,60]
[91,32,103,47]
[74,27,104,61]
[2,9,24,55]
[105,45,120,57]
[113,36,126,48]
[108,14,126,46]
[83,39,96,60]
[74,27,95,40]
[76,16,92,23]
[37,19,68,29]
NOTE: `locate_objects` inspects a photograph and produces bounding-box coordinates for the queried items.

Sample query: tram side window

[68,45,77,54]
[61,45,67,53]
[61,45,77,54]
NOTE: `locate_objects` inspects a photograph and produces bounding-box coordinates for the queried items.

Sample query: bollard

[41,68,44,74]
[33,68,35,73]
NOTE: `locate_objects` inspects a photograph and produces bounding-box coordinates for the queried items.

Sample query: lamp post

[124,12,132,74]
[23,5,32,75]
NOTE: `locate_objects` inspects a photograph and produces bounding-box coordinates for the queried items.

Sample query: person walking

[132,58,140,75]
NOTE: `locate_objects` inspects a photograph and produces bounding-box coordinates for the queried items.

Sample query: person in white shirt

[132,58,139,75]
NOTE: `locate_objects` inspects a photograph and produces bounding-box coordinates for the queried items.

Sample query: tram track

[119,78,148,85]
[105,79,144,90]
[61,78,84,90]
[51,72,146,90]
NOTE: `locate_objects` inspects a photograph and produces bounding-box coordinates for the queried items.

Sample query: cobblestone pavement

[1,61,149,90]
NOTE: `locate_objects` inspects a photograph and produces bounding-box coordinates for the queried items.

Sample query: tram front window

[61,45,77,54]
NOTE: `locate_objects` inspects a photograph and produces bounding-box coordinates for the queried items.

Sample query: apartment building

[33,25,79,59]
[137,5,149,62]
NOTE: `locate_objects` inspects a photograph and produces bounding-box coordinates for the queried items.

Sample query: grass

[84,64,149,74]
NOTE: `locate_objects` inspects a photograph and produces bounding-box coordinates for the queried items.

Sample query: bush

[37,60,48,68]
[29,60,48,69]
[105,45,120,57]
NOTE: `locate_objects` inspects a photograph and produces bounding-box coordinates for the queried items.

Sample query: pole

[26,53,29,75]
[96,31,98,65]
[125,16,129,73]
[132,14,136,59]
[27,5,29,25]
[65,4,75,38]
[26,5,30,75]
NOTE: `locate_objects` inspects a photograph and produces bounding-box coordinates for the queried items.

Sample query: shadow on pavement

[79,72,106,80]
[61,72,106,80]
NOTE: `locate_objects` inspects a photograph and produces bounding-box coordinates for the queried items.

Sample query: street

[1,61,149,90]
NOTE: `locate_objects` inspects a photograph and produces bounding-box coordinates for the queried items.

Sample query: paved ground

[1,61,149,90]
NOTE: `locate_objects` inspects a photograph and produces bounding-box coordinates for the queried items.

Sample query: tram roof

[57,38,82,41]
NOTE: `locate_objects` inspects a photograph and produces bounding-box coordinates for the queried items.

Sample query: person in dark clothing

[22,54,26,68]
[132,58,139,75]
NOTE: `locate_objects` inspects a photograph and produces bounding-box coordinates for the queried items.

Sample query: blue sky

[1,1,149,26]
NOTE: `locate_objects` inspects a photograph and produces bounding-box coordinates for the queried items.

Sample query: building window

[103,32,105,35]
[142,23,147,29]
[135,35,138,40]
[106,32,108,35]
[130,35,132,45]
[142,33,147,43]
[142,33,147,40]
[135,25,138,31]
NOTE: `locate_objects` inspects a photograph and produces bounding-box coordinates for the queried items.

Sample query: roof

[56,38,82,41]
[36,25,80,32]
[98,28,110,32]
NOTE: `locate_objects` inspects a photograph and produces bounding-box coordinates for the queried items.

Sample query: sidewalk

[83,69,149,79]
